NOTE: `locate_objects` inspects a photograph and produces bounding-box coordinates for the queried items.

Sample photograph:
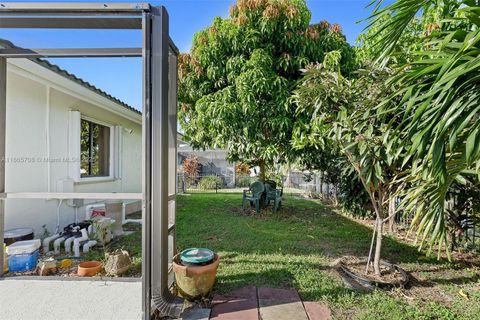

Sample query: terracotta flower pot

[77,261,103,277]
[172,253,220,300]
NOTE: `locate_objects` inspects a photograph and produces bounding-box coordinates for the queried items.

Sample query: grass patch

[176,193,480,319]
[87,193,480,319]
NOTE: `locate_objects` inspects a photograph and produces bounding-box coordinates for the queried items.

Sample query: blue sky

[0,0,375,110]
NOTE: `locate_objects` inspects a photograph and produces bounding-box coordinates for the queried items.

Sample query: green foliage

[337,170,374,218]
[179,0,356,171]
[366,0,480,257]
[236,175,256,188]
[292,53,403,211]
[198,176,223,190]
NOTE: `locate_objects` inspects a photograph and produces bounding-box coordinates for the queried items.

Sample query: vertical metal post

[150,5,169,300]
[141,10,152,320]
[143,6,182,320]
[0,57,6,277]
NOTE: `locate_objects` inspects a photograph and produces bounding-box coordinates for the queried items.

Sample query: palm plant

[367,0,480,257]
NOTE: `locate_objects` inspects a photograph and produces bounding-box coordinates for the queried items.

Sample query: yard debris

[36,258,58,276]
[104,249,132,276]
[59,259,73,269]
[458,289,469,300]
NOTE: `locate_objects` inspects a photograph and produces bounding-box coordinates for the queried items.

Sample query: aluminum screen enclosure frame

[0,3,179,319]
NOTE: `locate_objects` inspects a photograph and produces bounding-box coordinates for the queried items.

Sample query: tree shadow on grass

[226,202,429,265]
[177,193,459,299]
[214,267,362,302]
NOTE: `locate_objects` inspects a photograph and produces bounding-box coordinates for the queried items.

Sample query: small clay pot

[77,261,103,277]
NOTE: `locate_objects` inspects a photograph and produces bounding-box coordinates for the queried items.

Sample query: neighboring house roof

[0,38,141,116]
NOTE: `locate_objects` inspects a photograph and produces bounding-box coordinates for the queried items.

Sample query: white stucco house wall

[4,51,142,236]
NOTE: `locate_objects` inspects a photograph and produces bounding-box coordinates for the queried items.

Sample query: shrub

[237,175,255,188]
[198,176,223,190]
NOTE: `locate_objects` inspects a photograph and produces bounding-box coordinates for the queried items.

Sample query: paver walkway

[182,286,331,320]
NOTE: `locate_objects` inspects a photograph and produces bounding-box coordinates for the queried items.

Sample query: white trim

[75,177,117,185]
[7,59,142,124]
[68,110,81,181]
[46,85,51,192]
[2,192,141,200]
[114,125,123,179]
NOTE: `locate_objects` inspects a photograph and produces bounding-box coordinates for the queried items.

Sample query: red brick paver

[210,285,259,320]
[185,286,333,320]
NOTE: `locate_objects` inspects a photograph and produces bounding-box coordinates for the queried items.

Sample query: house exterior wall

[4,59,142,236]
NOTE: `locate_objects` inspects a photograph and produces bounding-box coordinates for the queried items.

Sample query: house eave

[7,58,142,124]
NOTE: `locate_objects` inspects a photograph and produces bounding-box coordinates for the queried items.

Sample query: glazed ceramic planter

[172,253,220,299]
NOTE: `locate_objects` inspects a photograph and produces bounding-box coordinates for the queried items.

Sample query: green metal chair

[265,181,282,212]
[242,181,264,213]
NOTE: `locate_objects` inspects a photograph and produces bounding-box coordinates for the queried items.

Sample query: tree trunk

[258,159,266,182]
[373,215,383,276]
[388,196,396,233]
[319,172,324,195]
[284,165,291,187]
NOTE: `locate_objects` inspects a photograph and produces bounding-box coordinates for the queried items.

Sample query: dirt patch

[228,202,333,220]
[338,256,407,285]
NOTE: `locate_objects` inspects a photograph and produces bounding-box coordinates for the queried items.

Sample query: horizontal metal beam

[0,47,142,58]
[1,192,142,200]
[0,2,150,12]
[0,17,142,29]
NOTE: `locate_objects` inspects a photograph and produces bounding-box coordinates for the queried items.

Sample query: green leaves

[363,0,480,258]
[178,0,355,169]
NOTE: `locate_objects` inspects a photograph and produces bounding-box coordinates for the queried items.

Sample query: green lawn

[88,193,479,319]
[176,193,480,320]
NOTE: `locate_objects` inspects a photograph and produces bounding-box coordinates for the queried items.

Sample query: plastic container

[4,228,34,246]
[7,239,41,272]
[180,248,215,266]
[7,239,41,255]
[8,250,39,272]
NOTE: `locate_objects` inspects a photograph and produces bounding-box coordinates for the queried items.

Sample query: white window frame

[78,115,115,183]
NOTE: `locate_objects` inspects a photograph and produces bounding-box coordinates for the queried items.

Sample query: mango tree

[178,0,356,180]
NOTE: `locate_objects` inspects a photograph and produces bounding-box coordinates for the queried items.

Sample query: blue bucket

[8,249,39,272]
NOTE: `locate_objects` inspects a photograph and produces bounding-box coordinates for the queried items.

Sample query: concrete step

[181,308,211,320]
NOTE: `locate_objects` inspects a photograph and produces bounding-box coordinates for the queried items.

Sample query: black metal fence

[177,171,336,196]
[177,173,236,193]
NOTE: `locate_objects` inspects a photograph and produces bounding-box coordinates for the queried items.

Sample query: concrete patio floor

[0,278,142,320]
